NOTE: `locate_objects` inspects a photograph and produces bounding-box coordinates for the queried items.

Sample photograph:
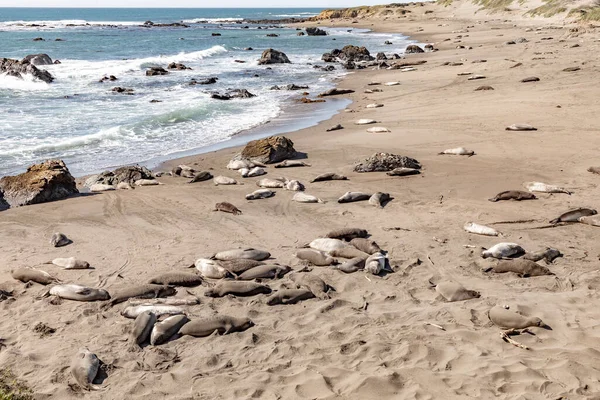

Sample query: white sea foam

[182,18,244,24]
[0,19,142,31]
[0,73,50,91]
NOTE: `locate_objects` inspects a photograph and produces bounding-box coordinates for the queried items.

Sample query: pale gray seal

[524,182,571,195]
[121,304,185,319]
[434,281,480,302]
[218,259,265,275]
[213,202,242,215]
[256,178,285,188]
[211,248,270,261]
[365,252,387,275]
[550,208,597,224]
[292,193,324,203]
[213,176,238,185]
[338,192,372,203]
[12,267,58,285]
[522,248,562,264]
[130,311,156,348]
[266,288,315,305]
[310,173,348,183]
[482,243,526,259]
[438,147,475,156]
[148,272,203,287]
[50,232,71,247]
[350,238,382,255]
[484,259,553,277]
[107,284,176,307]
[386,167,420,176]
[289,273,331,299]
[369,192,391,208]
[49,284,110,301]
[150,315,189,345]
[47,257,90,270]
[204,281,272,297]
[295,249,337,266]
[579,215,600,227]
[192,258,231,279]
[489,190,537,202]
[506,124,537,131]
[308,238,349,252]
[245,189,275,200]
[179,315,254,337]
[334,257,366,273]
[71,348,101,390]
[236,264,291,280]
[488,305,550,330]
[325,228,368,241]
[274,160,311,168]
[284,179,305,191]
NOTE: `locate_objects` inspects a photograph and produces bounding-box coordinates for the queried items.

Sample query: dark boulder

[211,89,256,100]
[167,62,191,70]
[212,33,221,36]
[297,32,305,36]
[240,136,297,164]
[146,67,168,76]
[338,45,373,62]
[321,53,336,63]
[376,52,387,60]
[0,160,78,208]
[306,27,327,36]
[266,33,279,37]
[405,45,424,54]
[354,153,421,173]
[342,61,356,70]
[0,192,8,211]
[0,58,54,83]
[112,87,134,94]
[22,53,53,66]
[190,77,218,85]
[258,49,291,65]
[318,88,355,97]
[83,165,154,187]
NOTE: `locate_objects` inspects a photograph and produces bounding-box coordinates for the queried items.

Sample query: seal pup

[366,127,391,134]
[135,179,161,186]
[148,272,203,287]
[188,171,212,183]
[488,190,537,202]
[482,243,526,259]
[117,182,134,190]
[506,124,537,131]
[289,273,331,300]
[284,179,305,191]
[218,259,265,275]
[328,247,369,259]
[274,160,311,168]
[311,173,347,183]
[355,119,377,125]
[350,238,382,255]
[108,284,176,307]
[463,222,501,237]
[434,281,480,302]
[47,257,90,270]
[309,238,349,253]
[550,208,597,224]
[523,248,562,264]
[488,305,550,330]
[48,284,110,302]
[204,281,272,297]
[325,228,368,241]
[292,192,324,203]
[179,315,254,337]
[50,232,71,247]
[588,166,600,175]
[211,248,270,261]
[242,167,266,178]
[12,267,58,285]
[484,259,553,277]
[579,215,600,227]
[438,147,475,156]
[71,348,101,390]
[524,181,571,195]
[213,202,242,215]
[369,192,391,208]
[386,167,420,177]
[121,304,185,319]
[365,252,387,275]
[130,311,156,348]
[338,192,372,203]
[366,103,384,108]
[237,264,291,280]
[334,257,366,273]
[256,178,285,188]
[89,184,115,192]
[213,176,238,186]
[192,258,231,279]
[245,189,274,200]
[150,315,189,345]
[267,288,315,305]
[295,249,337,266]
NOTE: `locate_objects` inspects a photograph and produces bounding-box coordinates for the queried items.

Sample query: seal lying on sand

[50,232,71,247]
[464,222,501,237]
[369,192,391,208]
[246,189,274,200]
[350,238,382,255]
[524,182,571,195]
[193,259,231,279]
[588,166,600,175]
[179,315,254,337]
[108,284,176,306]
[121,304,185,319]
[71,348,101,390]
[489,190,537,202]
[488,305,550,330]
[505,124,537,131]
[213,176,238,186]
[325,228,368,241]
[434,281,480,302]
[386,167,420,176]
[204,281,272,297]
[236,264,291,280]
[212,248,270,261]
[311,173,347,183]
[309,238,349,253]
[130,311,156,348]
[338,192,372,203]
[295,249,337,266]
[482,243,526,259]
[334,257,366,273]
[438,147,475,156]
[48,257,90,270]
[329,247,369,259]
[365,252,387,275]
[148,272,203,287]
[12,268,58,285]
[523,248,562,264]
[550,208,597,224]
[256,178,285,188]
[213,202,242,215]
[483,259,554,277]
[240,167,266,178]
[227,159,264,170]
[579,215,600,227]
[292,193,324,203]
[218,259,265,275]
[284,180,305,191]
[266,289,315,305]
[150,315,189,345]
[188,171,212,183]
[274,160,311,168]
[289,273,331,300]
[49,284,110,302]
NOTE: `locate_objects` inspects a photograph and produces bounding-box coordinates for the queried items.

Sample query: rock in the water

[21,54,53,66]
[84,165,154,188]
[321,53,336,62]
[167,62,191,70]
[354,153,421,173]
[258,49,291,65]
[0,160,78,208]
[240,135,296,164]
[211,89,256,100]
[405,45,424,54]
[146,67,168,76]
[336,45,373,62]
[306,27,327,36]
[0,57,54,83]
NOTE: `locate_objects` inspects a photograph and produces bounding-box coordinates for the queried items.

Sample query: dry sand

[2,3,600,399]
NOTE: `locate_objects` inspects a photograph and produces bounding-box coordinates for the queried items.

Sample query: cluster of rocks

[146,67,169,76]
[270,84,308,91]
[306,27,327,36]
[141,21,189,28]
[167,62,191,70]
[0,56,55,84]
[210,89,256,101]
[189,77,218,85]
[111,87,134,95]
[99,75,118,83]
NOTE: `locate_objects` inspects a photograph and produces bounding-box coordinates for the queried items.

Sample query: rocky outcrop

[0,58,54,83]
[167,62,191,70]
[338,45,373,62]
[211,89,256,100]
[258,49,291,65]
[0,192,8,211]
[270,84,309,90]
[354,153,421,173]
[318,88,355,97]
[0,160,78,208]
[146,67,168,76]
[240,136,297,164]
[376,52,387,60]
[405,45,425,54]
[321,53,336,63]
[21,54,53,66]
[306,27,327,36]
[83,165,154,187]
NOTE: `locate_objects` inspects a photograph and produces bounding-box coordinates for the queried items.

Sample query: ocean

[0,8,414,177]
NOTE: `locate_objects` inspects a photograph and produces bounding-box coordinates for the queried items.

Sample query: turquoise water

[0,8,413,176]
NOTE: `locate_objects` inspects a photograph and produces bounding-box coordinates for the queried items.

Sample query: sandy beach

[2,3,600,399]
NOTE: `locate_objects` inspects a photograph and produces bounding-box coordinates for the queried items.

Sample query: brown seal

[236,264,291,280]
[488,190,537,202]
[522,248,563,264]
[289,273,331,300]
[369,192,391,208]
[338,192,372,203]
[589,166,600,175]
[484,259,554,277]
[434,281,480,302]
[12,267,58,285]
[107,284,176,307]
[350,238,382,255]
[204,281,272,297]
[188,171,213,183]
[213,202,242,215]
[266,288,315,305]
[130,311,156,348]
[295,249,337,266]
[71,348,101,390]
[334,257,366,273]
[549,208,597,224]
[488,305,550,330]
[218,259,265,275]
[150,314,189,345]
[179,315,254,337]
[328,247,369,259]
[310,173,348,183]
[386,167,420,176]
[325,228,368,241]
[148,272,204,287]
[50,232,71,247]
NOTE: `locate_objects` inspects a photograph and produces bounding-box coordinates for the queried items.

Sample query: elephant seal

[135,179,161,186]
[130,311,156,348]
[188,171,213,183]
[266,289,315,305]
[240,167,266,178]
[579,215,600,227]
[50,232,71,247]
[334,257,366,273]
[227,159,263,170]
[523,248,563,264]
[148,272,203,287]
[121,304,185,319]
[434,281,480,302]
[193,259,231,279]
[71,348,101,390]
[311,173,348,183]
[484,259,553,277]
[386,167,420,177]
[179,315,254,337]
[355,119,377,125]
[108,284,176,307]
[237,264,291,280]
[48,257,90,270]
[338,192,372,203]
[245,189,274,200]
[213,202,242,215]
[488,305,550,330]
[482,243,525,259]
[289,273,331,300]
[524,182,571,195]
[256,178,285,188]
[550,208,597,224]
[505,124,537,131]
[218,259,265,275]
[292,193,324,203]
[49,284,110,301]
[325,228,368,241]
[365,252,387,275]
[328,247,369,259]
[489,190,537,202]
[12,268,57,285]
[117,182,134,190]
[89,184,115,192]
[213,176,238,185]
[464,222,501,237]
[212,248,270,261]
[350,238,382,255]
[274,160,311,168]
[205,281,271,297]
[366,127,391,134]
[150,315,189,345]
[588,166,600,175]
[295,249,337,266]
[309,238,349,253]
[438,147,475,156]
[284,180,305,191]
[369,192,391,208]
